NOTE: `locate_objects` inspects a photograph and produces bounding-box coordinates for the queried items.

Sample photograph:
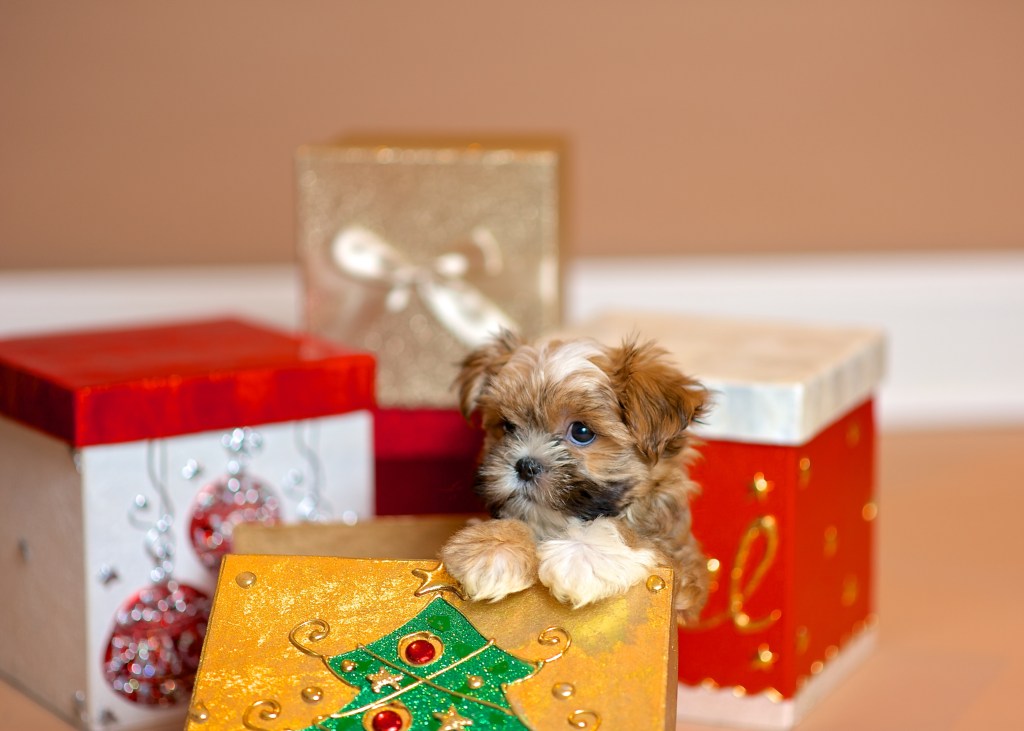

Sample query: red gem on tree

[103,581,211,705]
[404,639,437,665]
[371,709,404,731]
[188,473,280,570]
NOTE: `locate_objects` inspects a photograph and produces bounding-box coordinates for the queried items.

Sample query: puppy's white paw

[439,520,538,602]
[538,518,658,608]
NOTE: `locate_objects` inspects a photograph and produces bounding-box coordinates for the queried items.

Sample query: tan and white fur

[439,330,711,622]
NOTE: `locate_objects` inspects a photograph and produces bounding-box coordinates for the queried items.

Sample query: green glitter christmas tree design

[295,597,543,731]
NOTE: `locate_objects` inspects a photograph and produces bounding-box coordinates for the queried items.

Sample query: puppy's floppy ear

[605,336,709,463]
[454,329,522,419]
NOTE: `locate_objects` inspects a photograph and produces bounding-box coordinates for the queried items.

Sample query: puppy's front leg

[538,517,658,608]
[440,519,538,602]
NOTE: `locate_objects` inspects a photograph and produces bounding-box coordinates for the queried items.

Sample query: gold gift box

[296,137,564,407]
[186,551,676,730]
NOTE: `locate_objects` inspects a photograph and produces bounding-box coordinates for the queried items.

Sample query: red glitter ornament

[188,473,280,570]
[404,639,437,665]
[370,709,404,731]
[103,581,210,706]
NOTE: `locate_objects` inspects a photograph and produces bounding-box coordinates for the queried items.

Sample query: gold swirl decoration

[242,699,287,731]
[690,515,781,633]
[289,619,332,658]
[289,617,351,682]
[568,709,601,729]
[536,626,572,664]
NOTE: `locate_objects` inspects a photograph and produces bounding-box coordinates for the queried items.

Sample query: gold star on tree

[412,562,467,600]
[366,666,404,693]
[433,705,474,730]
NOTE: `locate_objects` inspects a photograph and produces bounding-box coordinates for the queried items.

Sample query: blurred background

[3,1,1024,267]
[1,0,1023,426]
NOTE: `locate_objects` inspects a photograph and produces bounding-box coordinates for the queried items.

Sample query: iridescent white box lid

[562,312,886,446]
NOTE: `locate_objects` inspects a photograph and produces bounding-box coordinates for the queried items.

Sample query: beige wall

[1,1,1022,270]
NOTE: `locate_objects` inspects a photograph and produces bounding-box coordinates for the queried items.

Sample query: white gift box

[0,318,376,731]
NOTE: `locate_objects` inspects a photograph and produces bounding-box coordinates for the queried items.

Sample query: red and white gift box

[0,318,375,731]
[567,313,885,729]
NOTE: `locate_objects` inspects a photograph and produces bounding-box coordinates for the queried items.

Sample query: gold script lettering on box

[297,139,564,407]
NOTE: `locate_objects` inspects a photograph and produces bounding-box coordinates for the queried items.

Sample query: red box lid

[0,318,376,446]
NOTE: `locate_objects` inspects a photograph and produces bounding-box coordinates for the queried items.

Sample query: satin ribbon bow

[331,226,518,348]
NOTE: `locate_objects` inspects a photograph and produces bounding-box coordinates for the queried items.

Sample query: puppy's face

[455,332,707,536]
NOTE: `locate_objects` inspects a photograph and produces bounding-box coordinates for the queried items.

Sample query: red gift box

[373,408,485,516]
[682,400,877,725]
[0,318,376,731]
[0,317,375,446]
[563,313,885,729]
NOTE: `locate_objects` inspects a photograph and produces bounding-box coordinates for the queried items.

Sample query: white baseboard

[2,252,1021,430]
[0,265,300,336]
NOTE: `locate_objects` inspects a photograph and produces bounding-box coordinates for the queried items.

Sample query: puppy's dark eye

[501,420,517,435]
[567,421,596,446]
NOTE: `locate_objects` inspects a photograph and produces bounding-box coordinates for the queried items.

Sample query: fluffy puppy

[439,330,711,622]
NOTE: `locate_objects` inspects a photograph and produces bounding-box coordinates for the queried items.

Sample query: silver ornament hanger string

[128,440,176,584]
[284,420,331,522]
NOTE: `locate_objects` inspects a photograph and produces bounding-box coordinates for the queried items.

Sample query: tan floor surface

[4,428,1022,730]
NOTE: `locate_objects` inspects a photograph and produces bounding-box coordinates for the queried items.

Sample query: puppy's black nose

[515,457,543,482]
